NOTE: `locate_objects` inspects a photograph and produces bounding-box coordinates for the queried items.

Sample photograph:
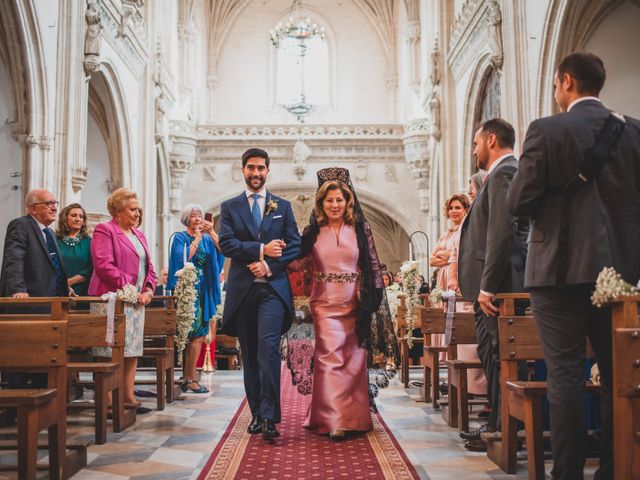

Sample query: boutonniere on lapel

[265,199,279,216]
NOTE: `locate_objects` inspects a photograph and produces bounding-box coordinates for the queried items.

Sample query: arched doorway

[82,67,130,228]
[538,0,640,117]
[583,0,640,117]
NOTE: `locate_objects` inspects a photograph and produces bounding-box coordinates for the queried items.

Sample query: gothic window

[472,67,501,171]
[276,34,330,107]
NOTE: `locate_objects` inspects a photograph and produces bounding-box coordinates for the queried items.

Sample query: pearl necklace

[62,235,81,246]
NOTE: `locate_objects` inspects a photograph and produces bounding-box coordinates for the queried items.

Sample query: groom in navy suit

[219,148,301,440]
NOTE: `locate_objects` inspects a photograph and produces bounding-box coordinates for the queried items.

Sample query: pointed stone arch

[0,0,50,192]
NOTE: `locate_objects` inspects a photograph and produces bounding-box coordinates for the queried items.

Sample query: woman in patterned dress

[168,204,224,393]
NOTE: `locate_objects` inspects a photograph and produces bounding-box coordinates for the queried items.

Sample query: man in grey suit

[458,118,529,451]
[508,52,640,480]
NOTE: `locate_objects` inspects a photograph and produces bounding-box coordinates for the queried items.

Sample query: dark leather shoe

[247,416,262,434]
[262,419,280,439]
[460,423,494,441]
[464,438,487,452]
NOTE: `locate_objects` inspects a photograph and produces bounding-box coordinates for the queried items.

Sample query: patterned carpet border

[197,398,250,480]
[198,396,419,480]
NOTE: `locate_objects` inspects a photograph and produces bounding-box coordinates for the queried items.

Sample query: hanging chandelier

[270,1,325,48]
[270,0,325,123]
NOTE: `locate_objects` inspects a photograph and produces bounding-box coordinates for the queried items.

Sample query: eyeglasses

[31,200,59,208]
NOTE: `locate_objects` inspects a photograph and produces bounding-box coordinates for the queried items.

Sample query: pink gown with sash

[299,224,372,434]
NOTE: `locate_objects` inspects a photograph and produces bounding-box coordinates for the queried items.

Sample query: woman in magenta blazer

[89,188,156,412]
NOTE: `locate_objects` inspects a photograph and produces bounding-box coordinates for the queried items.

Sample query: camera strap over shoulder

[556,112,626,284]
[563,112,626,198]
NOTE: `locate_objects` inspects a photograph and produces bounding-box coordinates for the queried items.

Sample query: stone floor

[0,368,598,479]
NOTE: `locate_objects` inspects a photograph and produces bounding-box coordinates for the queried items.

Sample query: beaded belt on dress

[313,272,360,283]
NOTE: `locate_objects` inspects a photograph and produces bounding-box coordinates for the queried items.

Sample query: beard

[244,174,266,191]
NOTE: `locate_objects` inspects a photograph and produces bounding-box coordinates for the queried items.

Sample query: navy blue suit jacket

[219,191,301,336]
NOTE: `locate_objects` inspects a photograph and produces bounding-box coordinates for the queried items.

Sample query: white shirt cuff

[262,260,272,278]
[480,290,495,298]
[260,243,264,262]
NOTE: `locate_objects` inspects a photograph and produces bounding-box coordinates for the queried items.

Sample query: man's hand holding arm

[264,203,301,277]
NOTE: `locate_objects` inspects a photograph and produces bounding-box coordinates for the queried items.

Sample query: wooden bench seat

[141,297,178,409]
[67,297,129,444]
[0,297,70,480]
[420,306,446,407]
[0,389,57,406]
[443,311,483,430]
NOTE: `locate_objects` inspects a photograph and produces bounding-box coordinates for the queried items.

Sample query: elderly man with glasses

[0,189,68,299]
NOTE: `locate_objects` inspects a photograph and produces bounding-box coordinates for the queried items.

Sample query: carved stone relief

[203,165,216,181]
[384,164,397,182]
[84,0,103,76]
[487,0,503,69]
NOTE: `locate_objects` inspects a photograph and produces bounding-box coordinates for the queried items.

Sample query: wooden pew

[141,296,178,409]
[608,295,640,479]
[445,310,486,432]
[487,294,600,479]
[67,297,133,443]
[216,334,240,370]
[0,298,71,479]
[482,293,538,475]
[420,305,446,406]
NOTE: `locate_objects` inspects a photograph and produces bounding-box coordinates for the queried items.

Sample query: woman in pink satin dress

[290,177,381,440]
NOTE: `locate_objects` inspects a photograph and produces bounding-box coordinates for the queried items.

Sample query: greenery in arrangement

[591,267,639,308]
[400,260,420,348]
[174,262,198,366]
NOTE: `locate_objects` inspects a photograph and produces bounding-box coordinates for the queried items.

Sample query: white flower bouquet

[386,283,402,319]
[174,262,198,365]
[116,284,139,305]
[400,260,420,348]
[591,266,639,307]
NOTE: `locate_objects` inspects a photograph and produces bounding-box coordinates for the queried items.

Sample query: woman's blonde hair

[443,194,470,218]
[107,187,138,218]
[314,180,356,226]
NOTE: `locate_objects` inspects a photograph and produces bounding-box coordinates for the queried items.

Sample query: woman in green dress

[56,203,93,296]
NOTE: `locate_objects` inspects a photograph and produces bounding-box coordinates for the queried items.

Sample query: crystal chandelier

[270,0,325,123]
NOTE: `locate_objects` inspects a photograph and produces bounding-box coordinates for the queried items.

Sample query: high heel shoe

[181,380,209,394]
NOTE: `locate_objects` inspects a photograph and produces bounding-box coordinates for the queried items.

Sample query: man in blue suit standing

[219,148,301,441]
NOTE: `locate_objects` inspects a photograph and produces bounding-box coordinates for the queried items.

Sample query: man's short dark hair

[557,51,606,95]
[242,148,270,167]
[480,118,515,149]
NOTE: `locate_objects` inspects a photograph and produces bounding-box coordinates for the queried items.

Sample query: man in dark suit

[0,188,68,299]
[458,119,529,451]
[0,189,68,388]
[219,148,301,441]
[508,52,640,480]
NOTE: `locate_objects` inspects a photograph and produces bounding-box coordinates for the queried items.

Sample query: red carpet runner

[198,367,419,480]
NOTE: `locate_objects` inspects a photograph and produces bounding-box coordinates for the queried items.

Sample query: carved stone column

[403,119,431,212]
[405,21,421,94]
[169,121,197,213]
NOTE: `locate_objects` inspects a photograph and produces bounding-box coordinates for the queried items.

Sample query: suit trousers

[529,285,612,480]
[474,304,501,430]
[235,283,286,423]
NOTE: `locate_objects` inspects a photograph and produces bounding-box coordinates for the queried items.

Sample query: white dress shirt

[244,187,271,279]
[567,96,601,112]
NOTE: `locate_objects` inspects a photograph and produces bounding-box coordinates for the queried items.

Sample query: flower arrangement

[386,283,402,320]
[174,262,198,365]
[265,199,279,215]
[400,260,420,348]
[429,287,444,305]
[591,266,639,307]
[116,284,139,305]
